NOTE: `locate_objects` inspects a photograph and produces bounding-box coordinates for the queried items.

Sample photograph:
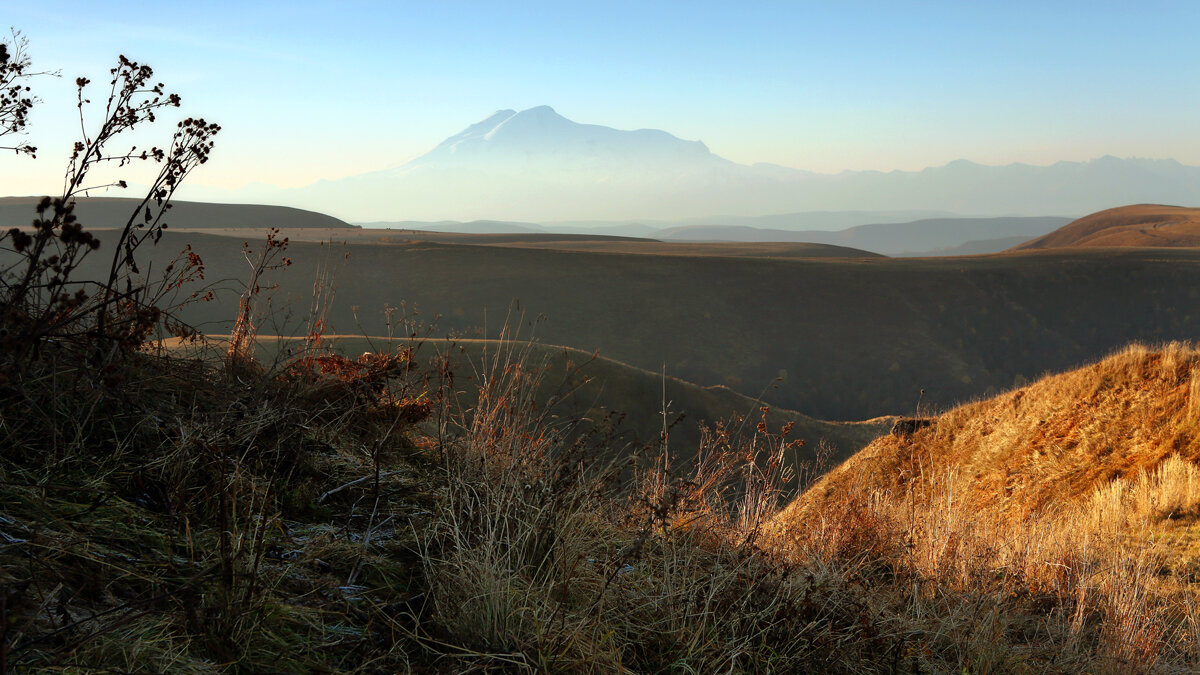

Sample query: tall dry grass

[407,333,903,673]
[770,342,1200,672]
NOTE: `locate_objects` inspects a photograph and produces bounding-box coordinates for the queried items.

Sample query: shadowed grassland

[182,334,890,474]
[8,208,1200,671]
[11,200,1200,669]
[0,332,901,672]
[96,229,1200,420]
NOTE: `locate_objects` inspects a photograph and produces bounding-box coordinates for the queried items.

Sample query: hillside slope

[215,335,889,468]
[780,342,1200,524]
[763,342,1200,671]
[1016,204,1200,249]
[0,196,356,230]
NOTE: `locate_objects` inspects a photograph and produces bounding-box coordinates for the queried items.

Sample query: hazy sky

[4,1,1200,195]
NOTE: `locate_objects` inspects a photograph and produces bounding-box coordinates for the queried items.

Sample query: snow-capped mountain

[208,107,1200,223]
[276,106,777,221]
[411,106,723,170]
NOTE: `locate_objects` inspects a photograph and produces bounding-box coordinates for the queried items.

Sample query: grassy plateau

[34,223,1200,421]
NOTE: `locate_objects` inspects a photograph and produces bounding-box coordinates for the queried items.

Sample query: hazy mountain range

[187,106,1200,223]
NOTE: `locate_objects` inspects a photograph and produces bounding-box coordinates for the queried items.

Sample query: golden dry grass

[1017,204,1200,249]
[785,341,1200,525]
[769,342,1200,671]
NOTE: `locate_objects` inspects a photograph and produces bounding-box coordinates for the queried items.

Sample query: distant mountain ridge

[659,216,1072,255]
[375,215,1070,256]
[358,210,957,238]
[238,107,1200,222]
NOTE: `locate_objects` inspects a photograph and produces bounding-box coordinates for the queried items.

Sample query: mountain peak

[519,104,559,116]
[410,106,721,169]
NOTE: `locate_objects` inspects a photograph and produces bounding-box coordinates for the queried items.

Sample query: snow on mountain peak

[413,106,720,168]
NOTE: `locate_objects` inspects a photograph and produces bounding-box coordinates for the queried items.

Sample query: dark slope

[662,216,1071,255]
[0,196,355,230]
[57,230,1200,421]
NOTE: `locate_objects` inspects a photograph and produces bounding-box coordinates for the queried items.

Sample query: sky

[3,0,1200,196]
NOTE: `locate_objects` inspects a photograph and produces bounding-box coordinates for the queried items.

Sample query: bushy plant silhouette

[0,34,218,375]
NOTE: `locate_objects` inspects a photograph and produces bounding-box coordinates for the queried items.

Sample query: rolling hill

[904,235,1036,257]
[357,219,548,234]
[169,227,882,258]
[172,228,651,246]
[1015,204,1200,249]
[763,342,1200,670]
[778,342,1200,525]
[0,196,356,230]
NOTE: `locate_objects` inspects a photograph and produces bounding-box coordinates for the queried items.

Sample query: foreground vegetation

[775,341,1200,672]
[8,322,1200,672]
[0,330,885,672]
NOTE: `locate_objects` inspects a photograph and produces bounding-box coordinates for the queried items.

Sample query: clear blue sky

[4,1,1200,194]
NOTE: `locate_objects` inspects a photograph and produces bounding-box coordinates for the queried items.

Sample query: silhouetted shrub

[0,33,218,377]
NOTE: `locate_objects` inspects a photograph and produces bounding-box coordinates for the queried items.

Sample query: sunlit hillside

[771,342,1200,671]
[1017,204,1200,249]
[783,342,1200,522]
